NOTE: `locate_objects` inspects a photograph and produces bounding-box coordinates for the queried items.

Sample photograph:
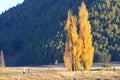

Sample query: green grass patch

[0,71,20,77]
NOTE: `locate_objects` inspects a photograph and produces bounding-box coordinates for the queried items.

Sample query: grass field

[0,66,120,80]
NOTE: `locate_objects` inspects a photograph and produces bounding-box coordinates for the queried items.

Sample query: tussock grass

[0,67,120,80]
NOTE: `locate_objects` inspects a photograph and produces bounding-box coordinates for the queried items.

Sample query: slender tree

[64,10,74,71]
[70,12,83,71]
[78,2,94,70]
[64,10,78,71]
[0,50,5,67]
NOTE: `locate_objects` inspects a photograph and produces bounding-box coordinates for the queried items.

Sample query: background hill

[0,0,120,66]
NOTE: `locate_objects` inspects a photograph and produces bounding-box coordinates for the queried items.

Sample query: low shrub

[102,64,112,68]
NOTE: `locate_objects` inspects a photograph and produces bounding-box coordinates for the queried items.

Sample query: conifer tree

[0,50,5,67]
[78,2,94,70]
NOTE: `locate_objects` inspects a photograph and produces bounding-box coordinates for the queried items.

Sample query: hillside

[0,0,120,66]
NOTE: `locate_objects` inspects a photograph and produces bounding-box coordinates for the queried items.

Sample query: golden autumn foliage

[64,2,94,71]
[64,10,78,71]
[79,2,94,71]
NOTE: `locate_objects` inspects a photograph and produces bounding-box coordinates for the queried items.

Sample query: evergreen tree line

[0,0,119,66]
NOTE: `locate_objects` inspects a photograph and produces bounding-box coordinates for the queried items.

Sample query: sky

[0,0,24,14]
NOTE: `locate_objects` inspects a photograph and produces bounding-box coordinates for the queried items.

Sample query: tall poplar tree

[79,2,94,70]
[64,10,75,71]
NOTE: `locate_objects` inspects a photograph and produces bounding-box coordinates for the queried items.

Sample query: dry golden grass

[0,67,120,80]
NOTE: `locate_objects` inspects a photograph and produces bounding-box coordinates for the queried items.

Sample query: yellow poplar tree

[64,10,82,71]
[78,2,94,70]
[70,12,82,71]
[64,10,75,71]
[64,10,83,71]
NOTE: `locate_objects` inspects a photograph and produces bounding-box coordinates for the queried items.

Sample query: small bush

[54,60,58,65]
[102,64,112,68]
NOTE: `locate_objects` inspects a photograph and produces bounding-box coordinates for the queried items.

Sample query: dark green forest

[0,0,120,66]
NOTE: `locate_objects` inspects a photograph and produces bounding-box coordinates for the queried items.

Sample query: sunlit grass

[0,67,120,80]
[0,71,20,77]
